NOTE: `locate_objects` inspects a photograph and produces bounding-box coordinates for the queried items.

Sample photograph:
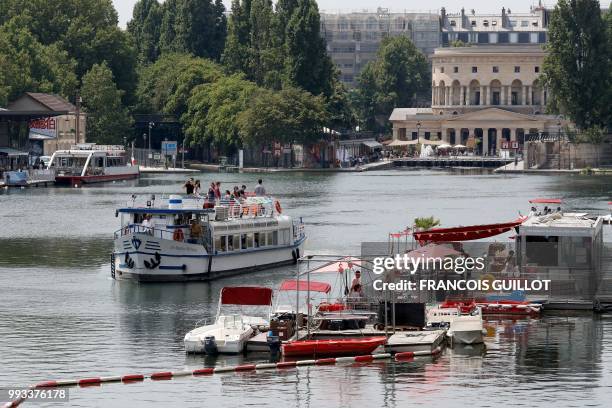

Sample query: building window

[532,21,539,27]
[471,20,476,27]
[450,20,456,27]
[509,20,517,27]
[483,20,489,27]
[521,20,529,27]
[492,66,499,73]
[440,67,445,73]
[472,66,477,73]
[514,66,520,73]
[492,20,497,26]
[453,66,458,73]
[535,66,540,73]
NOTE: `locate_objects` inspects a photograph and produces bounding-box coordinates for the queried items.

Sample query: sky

[112,0,554,28]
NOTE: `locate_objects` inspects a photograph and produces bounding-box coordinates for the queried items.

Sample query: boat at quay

[48,143,139,186]
[112,194,306,281]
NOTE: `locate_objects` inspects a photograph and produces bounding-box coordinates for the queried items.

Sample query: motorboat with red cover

[281,337,387,357]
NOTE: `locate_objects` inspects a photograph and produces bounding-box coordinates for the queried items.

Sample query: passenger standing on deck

[141,214,153,234]
[254,179,266,196]
[214,181,221,201]
[193,180,201,197]
[204,183,216,208]
[350,270,363,296]
[184,178,194,195]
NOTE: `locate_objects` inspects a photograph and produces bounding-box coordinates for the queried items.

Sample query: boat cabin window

[254,232,260,248]
[273,231,278,245]
[246,233,254,248]
[230,235,240,251]
[215,235,227,252]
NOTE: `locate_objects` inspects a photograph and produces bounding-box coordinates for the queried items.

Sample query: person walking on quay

[254,179,266,196]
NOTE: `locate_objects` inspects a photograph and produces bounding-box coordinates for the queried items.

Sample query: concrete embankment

[188,161,393,173]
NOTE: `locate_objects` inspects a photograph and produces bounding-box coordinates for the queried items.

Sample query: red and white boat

[475,300,541,317]
[48,144,139,186]
[281,337,387,357]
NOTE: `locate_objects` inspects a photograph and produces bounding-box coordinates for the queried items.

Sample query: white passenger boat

[184,287,272,354]
[48,143,138,185]
[112,194,306,281]
[447,308,486,346]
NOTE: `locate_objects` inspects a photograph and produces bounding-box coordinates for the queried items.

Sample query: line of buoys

[3,348,443,407]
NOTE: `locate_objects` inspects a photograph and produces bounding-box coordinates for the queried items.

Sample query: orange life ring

[275,201,282,214]
[173,228,184,241]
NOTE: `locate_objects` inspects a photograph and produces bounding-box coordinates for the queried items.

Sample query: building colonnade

[432,80,546,109]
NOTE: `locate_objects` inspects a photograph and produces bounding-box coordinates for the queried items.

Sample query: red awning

[279,280,331,293]
[413,219,524,243]
[220,286,273,306]
[529,198,562,204]
[406,243,463,258]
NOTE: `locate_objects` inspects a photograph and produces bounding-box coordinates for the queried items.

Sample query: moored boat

[476,300,542,317]
[48,143,138,186]
[184,286,272,354]
[281,337,387,357]
[447,308,486,346]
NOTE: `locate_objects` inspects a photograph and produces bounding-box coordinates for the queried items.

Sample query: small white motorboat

[447,308,486,346]
[184,287,272,354]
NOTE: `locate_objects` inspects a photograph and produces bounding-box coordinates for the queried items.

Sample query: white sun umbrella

[438,144,452,149]
[453,144,467,149]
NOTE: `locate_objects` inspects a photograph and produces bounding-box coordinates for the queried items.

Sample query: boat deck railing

[114,224,205,245]
[124,195,285,220]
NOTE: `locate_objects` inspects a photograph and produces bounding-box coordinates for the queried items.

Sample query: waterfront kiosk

[517,213,604,310]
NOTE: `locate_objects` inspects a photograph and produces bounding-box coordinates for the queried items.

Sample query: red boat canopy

[279,279,331,293]
[413,219,524,243]
[529,198,562,204]
[220,286,273,306]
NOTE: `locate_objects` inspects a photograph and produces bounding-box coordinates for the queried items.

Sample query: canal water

[1,170,611,407]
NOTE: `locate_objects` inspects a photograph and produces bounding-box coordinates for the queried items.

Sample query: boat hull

[113,233,305,282]
[448,329,484,345]
[56,172,139,185]
[281,337,387,357]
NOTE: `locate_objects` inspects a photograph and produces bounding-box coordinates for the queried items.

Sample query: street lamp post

[557,120,561,170]
[142,133,147,167]
[416,121,421,157]
[148,122,154,168]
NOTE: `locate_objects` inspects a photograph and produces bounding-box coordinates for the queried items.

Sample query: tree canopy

[543,0,611,130]
[81,62,133,145]
[354,35,430,132]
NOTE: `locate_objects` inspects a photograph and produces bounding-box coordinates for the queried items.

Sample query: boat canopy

[220,286,273,306]
[117,208,214,215]
[406,243,463,258]
[311,257,363,273]
[279,279,331,293]
[413,219,524,243]
[529,198,562,204]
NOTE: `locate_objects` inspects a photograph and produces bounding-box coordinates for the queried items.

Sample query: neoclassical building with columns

[391,45,567,155]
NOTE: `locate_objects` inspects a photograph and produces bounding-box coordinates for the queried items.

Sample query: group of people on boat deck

[183,178,267,208]
[527,205,562,217]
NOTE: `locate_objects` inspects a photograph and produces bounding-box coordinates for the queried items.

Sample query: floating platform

[385,330,446,354]
[246,332,270,352]
[393,157,513,168]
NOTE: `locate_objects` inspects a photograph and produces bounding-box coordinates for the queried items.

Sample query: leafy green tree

[0,0,138,106]
[284,0,335,97]
[159,0,227,61]
[543,0,611,129]
[127,0,163,64]
[136,53,223,117]
[0,18,78,105]
[221,0,252,74]
[183,74,259,149]
[355,35,430,131]
[81,62,133,145]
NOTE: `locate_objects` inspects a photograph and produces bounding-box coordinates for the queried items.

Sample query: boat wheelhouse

[112,195,306,282]
[48,143,139,185]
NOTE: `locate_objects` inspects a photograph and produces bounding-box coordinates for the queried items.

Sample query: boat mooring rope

[1,347,442,408]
